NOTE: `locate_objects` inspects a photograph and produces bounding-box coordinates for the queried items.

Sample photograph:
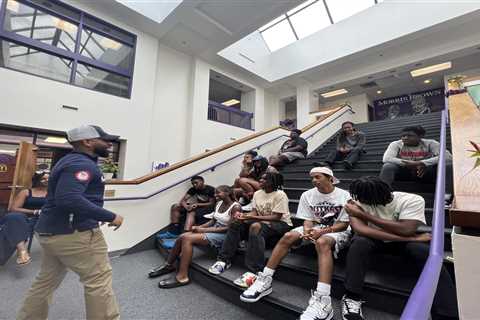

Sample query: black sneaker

[341,295,364,320]
[148,264,175,278]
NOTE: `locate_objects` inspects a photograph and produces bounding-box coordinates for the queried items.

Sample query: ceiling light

[423,79,432,84]
[377,90,382,94]
[222,99,240,107]
[6,0,19,13]
[0,149,16,154]
[45,137,68,144]
[321,89,348,98]
[410,62,452,77]
[100,38,122,50]
[52,17,77,33]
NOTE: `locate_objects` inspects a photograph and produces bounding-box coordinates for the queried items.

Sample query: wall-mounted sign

[0,164,7,173]
[374,88,445,121]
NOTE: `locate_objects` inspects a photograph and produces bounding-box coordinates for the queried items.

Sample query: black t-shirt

[186,185,215,203]
[281,137,308,156]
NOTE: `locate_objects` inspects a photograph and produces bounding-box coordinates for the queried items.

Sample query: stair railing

[105,105,355,201]
[400,109,448,320]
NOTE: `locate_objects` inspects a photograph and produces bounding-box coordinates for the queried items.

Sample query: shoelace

[244,274,267,295]
[343,297,362,314]
[301,291,328,318]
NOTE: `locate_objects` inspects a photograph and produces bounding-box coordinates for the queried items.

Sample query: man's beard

[93,145,110,158]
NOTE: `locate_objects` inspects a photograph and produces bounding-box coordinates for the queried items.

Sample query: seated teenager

[342,176,458,320]
[157,175,215,239]
[150,185,240,288]
[234,155,278,207]
[208,172,292,288]
[269,129,308,168]
[240,167,351,320]
[233,150,257,204]
[379,125,452,188]
[0,172,48,265]
[318,121,366,170]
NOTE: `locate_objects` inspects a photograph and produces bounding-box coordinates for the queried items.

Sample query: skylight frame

[259,0,379,52]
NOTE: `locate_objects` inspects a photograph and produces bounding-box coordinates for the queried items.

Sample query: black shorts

[179,205,215,225]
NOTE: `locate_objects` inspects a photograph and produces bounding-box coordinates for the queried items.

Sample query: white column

[296,85,310,128]
[254,88,265,131]
[188,58,210,154]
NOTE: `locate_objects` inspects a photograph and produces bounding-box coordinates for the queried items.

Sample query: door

[7,141,38,211]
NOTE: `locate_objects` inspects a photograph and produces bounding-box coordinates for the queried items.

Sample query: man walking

[17,125,124,320]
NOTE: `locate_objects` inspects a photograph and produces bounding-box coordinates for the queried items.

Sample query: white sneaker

[341,295,364,320]
[300,291,333,320]
[240,272,273,303]
[208,261,231,275]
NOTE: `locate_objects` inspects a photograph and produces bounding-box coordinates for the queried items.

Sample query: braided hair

[263,172,284,191]
[349,176,393,206]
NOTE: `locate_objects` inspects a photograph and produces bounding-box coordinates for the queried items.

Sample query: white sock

[262,266,275,277]
[316,282,331,296]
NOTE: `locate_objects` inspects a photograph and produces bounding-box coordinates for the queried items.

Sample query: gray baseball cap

[67,125,119,143]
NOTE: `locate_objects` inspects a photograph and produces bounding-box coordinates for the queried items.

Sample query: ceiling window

[259,0,379,52]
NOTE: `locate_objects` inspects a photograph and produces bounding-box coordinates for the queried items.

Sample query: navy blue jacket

[36,151,116,235]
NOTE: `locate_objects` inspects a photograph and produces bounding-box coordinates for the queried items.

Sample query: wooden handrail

[107,106,347,185]
[447,89,480,228]
[300,106,343,133]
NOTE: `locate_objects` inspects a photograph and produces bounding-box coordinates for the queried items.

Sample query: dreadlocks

[349,176,393,206]
[263,172,284,191]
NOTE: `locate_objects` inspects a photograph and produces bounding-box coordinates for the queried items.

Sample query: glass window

[325,0,374,23]
[289,1,331,39]
[0,0,136,98]
[258,15,285,32]
[3,1,78,53]
[1,40,72,82]
[287,0,317,16]
[75,62,130,97]
[261,19,297,52]
[80,28,133,70]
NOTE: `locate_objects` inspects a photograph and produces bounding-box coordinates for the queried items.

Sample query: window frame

[0,0,137,98]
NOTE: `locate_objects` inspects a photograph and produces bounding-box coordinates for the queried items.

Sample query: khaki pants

[17,228,120,320]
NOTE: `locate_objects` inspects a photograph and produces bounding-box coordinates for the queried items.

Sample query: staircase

[156,112,454,320]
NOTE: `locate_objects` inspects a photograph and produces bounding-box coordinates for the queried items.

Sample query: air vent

[359,81,378,89]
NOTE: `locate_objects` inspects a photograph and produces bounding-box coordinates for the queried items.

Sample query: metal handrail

[400,109,448,320]
[105,106,354,202]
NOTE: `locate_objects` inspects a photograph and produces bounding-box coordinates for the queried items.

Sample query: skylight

[259,0,380,52]
[115,0,182,24]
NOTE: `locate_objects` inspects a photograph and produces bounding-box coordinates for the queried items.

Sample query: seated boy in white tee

[341,176,458,320]
[240,167,351,320]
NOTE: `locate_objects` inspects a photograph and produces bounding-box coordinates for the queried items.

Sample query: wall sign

[374,88,445,121]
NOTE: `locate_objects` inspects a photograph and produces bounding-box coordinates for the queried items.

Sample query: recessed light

[321,89,348,98]
[377,90,382,94]
[411,62,452,77]
[222,99,240,107]
[424,79,431,84]
[45,137,68,144]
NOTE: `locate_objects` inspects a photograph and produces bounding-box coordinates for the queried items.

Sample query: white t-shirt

[252,189,292,226]
[358,192,426,226]
[295,187,351,226]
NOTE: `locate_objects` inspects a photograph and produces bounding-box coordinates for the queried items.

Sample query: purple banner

[374,88,445,120]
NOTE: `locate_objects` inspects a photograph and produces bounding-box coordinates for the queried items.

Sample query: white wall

[1,0,282,179]
[315,94,369,125]
[0,3,159,179]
